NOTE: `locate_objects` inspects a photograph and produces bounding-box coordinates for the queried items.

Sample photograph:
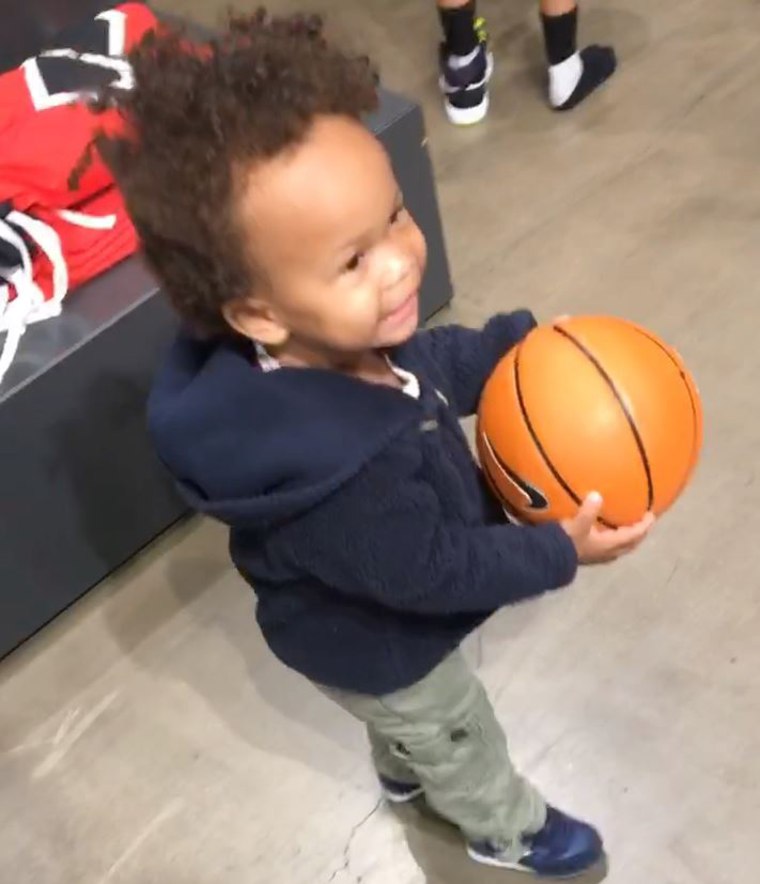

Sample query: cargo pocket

[387,724,453,771]
[388,711,500,790]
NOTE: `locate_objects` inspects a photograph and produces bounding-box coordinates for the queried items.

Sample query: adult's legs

[437,0,492,125]
[540,0,617,111]
[435,0,616,120]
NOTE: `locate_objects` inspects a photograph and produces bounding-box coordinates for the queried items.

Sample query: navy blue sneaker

[467,806,604,877]
[378,774,424,804]
[439,17,494,125]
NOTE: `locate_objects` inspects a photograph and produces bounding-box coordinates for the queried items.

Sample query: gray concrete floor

[2,1,760,882]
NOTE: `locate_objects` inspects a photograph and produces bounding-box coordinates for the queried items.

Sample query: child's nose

[381,251,412,289]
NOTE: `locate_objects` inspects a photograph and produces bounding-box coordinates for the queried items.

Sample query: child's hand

[561,492,655,564]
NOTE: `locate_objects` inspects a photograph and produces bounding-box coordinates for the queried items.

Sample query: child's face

[226,115,427,360]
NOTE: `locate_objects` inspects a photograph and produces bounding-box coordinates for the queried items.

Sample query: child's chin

[377,326,416,349]
[378,314,419,349]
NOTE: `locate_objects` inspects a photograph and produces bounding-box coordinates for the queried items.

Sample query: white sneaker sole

[445,94,490,126]
[467,844,596,878]
[467,844,533,874]
[381,785,424,804]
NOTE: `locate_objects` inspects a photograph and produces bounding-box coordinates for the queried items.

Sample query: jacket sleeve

[416,310,537,416]
[276,443,578,616]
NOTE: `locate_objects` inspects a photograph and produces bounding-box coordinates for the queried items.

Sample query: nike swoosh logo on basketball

[481,433,549,511]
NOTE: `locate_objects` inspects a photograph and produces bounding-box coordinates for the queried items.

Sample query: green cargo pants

[320,650,547,854]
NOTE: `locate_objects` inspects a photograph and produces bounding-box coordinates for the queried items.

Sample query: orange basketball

[476,315,703,527]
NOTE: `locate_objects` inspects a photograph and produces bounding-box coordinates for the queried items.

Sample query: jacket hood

[147,333,419,528]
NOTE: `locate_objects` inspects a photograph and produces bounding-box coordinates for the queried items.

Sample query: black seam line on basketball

[631,325,702,497]
[512,343,620,528]
[631,326,702,443]
[552,325,654,512]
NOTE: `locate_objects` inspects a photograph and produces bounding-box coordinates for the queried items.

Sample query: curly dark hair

[87,9,378,335]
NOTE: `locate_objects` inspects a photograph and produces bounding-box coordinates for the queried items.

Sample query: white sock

[548,51,582,108]
[448,45,481,70]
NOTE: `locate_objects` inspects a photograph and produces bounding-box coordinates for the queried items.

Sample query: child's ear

[222,297,289,347]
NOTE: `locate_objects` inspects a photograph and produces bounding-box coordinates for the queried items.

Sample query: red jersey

[0,3,158,383]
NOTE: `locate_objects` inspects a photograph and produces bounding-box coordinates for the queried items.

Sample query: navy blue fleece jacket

[147,311,578,695]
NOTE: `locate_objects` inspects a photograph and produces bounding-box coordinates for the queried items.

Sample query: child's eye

[390,204,406,225]
[344,252,364,273]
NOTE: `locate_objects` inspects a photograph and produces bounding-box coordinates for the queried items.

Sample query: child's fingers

[592,512,655,553]
[572,491,603,534]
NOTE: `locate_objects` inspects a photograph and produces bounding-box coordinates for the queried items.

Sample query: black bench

[0,1,454,659]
